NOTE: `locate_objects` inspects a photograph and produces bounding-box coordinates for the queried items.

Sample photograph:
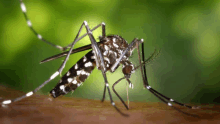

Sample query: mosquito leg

[102,72,127,115]
[62,22,106,51]
[1,70,59,105]
[136,41,199,109]
[135,41,177,107]
[112,77,128,109]
[126,79,129,109]
[125,78,134,109]
[97,22,107,102]
[1,20,83,104]
[19,0,64,50]
[101,85,106,102]
[1,21,104,106]
[19,0,105,51]
[101,22,106,37]
[112,77,134,110]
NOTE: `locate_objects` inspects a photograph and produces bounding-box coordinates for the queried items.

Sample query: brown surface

[0,86,220,124]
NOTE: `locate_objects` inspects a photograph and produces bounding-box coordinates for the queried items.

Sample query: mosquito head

[122,64,135,78]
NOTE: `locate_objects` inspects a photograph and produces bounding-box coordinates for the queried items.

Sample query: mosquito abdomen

[50,51,96,98]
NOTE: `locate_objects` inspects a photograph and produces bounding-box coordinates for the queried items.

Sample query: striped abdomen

[50,51,95,98]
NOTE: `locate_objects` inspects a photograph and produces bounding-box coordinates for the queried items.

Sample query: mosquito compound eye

[122,65,133,75]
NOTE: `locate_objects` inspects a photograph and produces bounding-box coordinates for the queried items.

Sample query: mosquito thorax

[98,35,134,71]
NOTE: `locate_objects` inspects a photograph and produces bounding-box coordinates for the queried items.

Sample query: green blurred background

[0,0,220,104]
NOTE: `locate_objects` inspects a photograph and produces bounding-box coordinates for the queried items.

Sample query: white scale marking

[112,102,115,106]
[60,85,65,90]
[67,78,73,83]
[27,20,32,27]
[66,71,70,76]
[131,70,135,74]
[2,100,12,105]
[109,50,113,54]
[104,45,109,51]
[37,34,42,40]
[146,86,151,89]
[170,99,174,102]
[60,85,67,93]
[103,50,108,56]
[50,71,59,79]
[84,21,88,25]
[72,80,77,84]
[26,91,33,97]
[91,55,96,60]
[131,66,135,73]
[81,70,90,76]
[113,43,119,48]
[77,70,90,76]
[106,83,109,87]
[114,52,117,57]
[109,50,117,57]
[52,90,55,94]
[168,102,172,106]
[104,57,110,63]
[113,38,116,42]
[129,83,134,89]
[77,83,82,87]
[88,31,92,34]
[20,2,26,12]
[131,64,134,69]
[75,64,78,70]
[77,70,82,75]
[56,45,63,49]
[106,64,109,67]
[83,56,87,62]
[85,62,93,67]
[118,49,123,54]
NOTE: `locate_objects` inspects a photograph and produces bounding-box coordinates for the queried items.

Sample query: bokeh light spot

[193,29,220,66]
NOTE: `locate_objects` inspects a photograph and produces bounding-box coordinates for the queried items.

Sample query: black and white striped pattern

[50,51,95,98]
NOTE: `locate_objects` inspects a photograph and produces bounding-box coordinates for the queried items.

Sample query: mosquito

[1,0,199,115]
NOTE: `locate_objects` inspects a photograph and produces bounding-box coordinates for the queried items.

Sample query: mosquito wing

[40,41,103,64]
